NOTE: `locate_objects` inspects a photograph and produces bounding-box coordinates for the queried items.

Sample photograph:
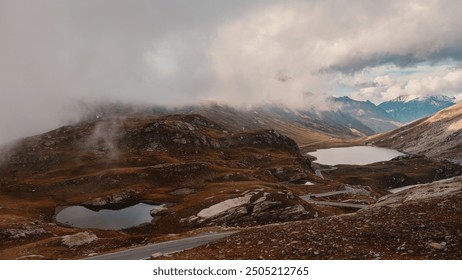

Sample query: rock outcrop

[170,176,462,260]
[0,224,47,239]
[82,189,139,207]
[183,189,312,226]
[61,232,98,248]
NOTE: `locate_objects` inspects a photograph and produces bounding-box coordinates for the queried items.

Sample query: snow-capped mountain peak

[378,95,456,123]
[391,95,416,103]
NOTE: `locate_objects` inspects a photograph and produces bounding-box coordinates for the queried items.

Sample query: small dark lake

[55,203,162,230]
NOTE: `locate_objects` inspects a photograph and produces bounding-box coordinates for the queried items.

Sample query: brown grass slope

[169,176,462,260]
[369,102,462,163]
[0,114,331,259]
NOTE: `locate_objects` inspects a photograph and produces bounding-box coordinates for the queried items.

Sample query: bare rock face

[183,190,311,226]
[61,232,98,248]
[82,189,139,207]
[150,205,168,216]
[0,223,48,239]
[370,176,462,209]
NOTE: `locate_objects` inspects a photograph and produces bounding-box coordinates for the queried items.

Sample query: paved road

[389,185,419,194]
[306,201,366,209]
[84,231,236,260]
[301,190,353,200]
[314,166,337,179]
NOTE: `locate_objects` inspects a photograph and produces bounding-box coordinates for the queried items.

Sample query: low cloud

[2,0,462,144]
[352,69,462,103]
[82,119,124,160]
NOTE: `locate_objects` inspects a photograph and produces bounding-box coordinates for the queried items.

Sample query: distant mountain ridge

[378,95,456,123]
[50,95,458,147]
[81,97,401,145]
[329,96,401,133]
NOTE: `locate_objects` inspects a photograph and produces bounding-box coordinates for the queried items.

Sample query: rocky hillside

[1,109,459,260]
[189,97,402,138]
[0,113,346,259]
[169,176,462,260]
[378,95,455,123]
[328,155,462,191]
[79,101,401,148]
[370,102,462,163]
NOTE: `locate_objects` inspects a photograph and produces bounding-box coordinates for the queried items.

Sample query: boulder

[427,242,446,250]
[61,232,98,248]
[150,205,168,216]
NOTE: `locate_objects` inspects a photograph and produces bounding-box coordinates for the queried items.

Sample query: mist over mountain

[2,0,462,146]
[64,98,401,145]
[329,97,401,133]
[3,0,462,264]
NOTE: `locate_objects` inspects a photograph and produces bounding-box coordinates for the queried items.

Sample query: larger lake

[55,203,161,230]
[308,146,405,165]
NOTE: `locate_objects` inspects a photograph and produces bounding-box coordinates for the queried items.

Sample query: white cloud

[455,93,462,102]
[204,0,462,106]
[351,68,462,103]
[374,76,395,87]
[2,0,462,144]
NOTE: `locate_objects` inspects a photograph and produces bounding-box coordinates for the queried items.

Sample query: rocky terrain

[168,176,462,260]
[370,102,462,163]
[328,155,462,191]
[0,106,460,260]
[81,100,400,147]
[0,113,349,259]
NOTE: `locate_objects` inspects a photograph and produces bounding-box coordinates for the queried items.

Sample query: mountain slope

[186,98,401,138]
[0,114,329,259]
[0,109,459,259]
[329,96,401,133]
[378,95,455,123]
[82,100,400,148]
[179,105,345,146]
[168,176,462,260]
[370,102,462,163]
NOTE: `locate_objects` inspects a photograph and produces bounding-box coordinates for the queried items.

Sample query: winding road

[84,231,236,260]
[301,190,354,200]
[301,188,367,209]
[306,201,366,209]
[314,166,337,179]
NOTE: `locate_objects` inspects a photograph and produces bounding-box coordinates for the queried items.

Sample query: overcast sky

[1,0,462,144]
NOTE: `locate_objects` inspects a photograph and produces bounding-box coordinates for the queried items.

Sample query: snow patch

[304,181,315,185]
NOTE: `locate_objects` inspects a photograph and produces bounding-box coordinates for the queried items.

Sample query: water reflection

[55,203,160,230]
[308,146,404,165]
